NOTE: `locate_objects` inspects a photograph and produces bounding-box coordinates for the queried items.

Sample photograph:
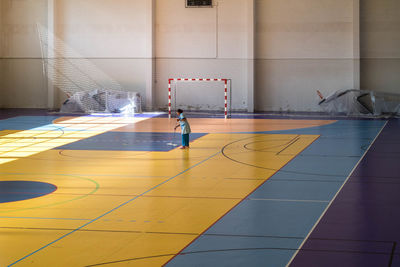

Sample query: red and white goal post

[168,78,230,119]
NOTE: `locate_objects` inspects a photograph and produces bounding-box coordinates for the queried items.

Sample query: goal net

[168,78,231,119]
[37,23,142,114]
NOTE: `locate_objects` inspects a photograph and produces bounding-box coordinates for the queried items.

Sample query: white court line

[285,120,388,267]
[248,198,329,203]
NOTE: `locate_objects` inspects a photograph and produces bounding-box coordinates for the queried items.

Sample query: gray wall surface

[0,0,399,111]
[360,0,400,94]
[255,0,356,111]
[0,0,48,108]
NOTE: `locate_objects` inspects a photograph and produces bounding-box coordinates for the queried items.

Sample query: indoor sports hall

[1,1,400,267]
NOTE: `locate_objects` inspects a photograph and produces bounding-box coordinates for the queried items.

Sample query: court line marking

[276,136,300,155]
[220,135,364,178]
[268,178,345,182]
[163,134,321,266]
[247,198,330,203]
[88,247,398,267]
[8,150,221,267]
[0,127,65,156]
[0,175,99,214]
[2,226,396,244]
[389,242,397,267]
[285,120,388,267]
[0,172,169,178]
[0,216,90,221]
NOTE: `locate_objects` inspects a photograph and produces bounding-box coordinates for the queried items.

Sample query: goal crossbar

[168,78,229,119]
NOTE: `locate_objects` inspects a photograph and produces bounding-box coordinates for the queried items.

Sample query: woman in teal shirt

[174,109,191,149]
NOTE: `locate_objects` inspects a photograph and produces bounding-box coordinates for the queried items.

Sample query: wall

[53,0,152,107]
[0,0,153,109]
[154,0,252,112]
[360,0,400,93]
[255,0,356,112]
[0,0,3,58]
[0,0,3,103]
[1,0,398,112]
[0,0,48,108]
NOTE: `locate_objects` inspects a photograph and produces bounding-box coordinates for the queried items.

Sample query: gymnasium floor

[0,111,399,267]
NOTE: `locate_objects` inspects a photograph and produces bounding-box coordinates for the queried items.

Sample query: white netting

[60,89,142,114]
[37,23,142,114]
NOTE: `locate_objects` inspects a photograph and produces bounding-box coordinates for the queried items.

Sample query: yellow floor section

[0,124,320,266]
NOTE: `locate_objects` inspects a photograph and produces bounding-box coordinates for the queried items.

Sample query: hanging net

[37,23,142,114]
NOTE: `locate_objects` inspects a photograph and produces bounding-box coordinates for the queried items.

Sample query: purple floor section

[291,119,400,267]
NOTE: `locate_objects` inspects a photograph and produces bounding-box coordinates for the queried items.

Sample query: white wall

[155,0,252,111]
[56,0,148,58]
[0,0,48,108]
[1,0,47,58]
[0,0,4,104]
[0,0,3,58]
[156,0,217,58]
[360,0,400,93]
[255,0,356,111]
[53,0,152,107]
[0,0,153,109]
[2,0,396,112]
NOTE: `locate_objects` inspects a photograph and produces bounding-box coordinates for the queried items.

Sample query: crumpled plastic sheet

[319,89,400,117]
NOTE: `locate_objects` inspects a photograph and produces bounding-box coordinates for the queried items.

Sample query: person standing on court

[174,109,191,149]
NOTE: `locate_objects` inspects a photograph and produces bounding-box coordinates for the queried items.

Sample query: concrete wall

[360,0,400,93]
[154,0,252,111]
[0,0,398,112]
[0,0,3,58]
[0,0,48,108]
[0,0,3,103]
[0,0,152,109]
[56,0,149,58]
[53,0,152,107]
[0,0,3,104]
[255,0,356,111]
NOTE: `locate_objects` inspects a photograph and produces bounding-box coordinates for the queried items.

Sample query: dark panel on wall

[186,0,212,8]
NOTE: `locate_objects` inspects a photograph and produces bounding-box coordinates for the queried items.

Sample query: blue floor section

[250,180,341,201]
[0,116,61,131]
[167,120,387,267]
[0,181,57,203]
[56,132,208,151]
[0,114,160,132]
[0,115,98,132]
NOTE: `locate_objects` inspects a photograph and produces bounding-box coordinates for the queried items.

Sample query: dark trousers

[182,134,190,147]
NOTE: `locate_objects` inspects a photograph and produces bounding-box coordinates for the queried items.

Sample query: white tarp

[318,89,400,117]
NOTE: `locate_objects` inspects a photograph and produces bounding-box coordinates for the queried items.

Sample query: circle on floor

[0,181,57,203]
